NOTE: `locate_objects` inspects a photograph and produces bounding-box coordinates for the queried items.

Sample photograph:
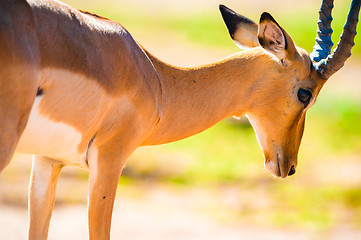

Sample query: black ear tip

[260,12,276,23]
[219,4,234,15]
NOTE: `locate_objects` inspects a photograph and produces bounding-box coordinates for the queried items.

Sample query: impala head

[220,0,360,178]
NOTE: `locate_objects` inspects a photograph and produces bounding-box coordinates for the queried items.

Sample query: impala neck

[143,48,271,145]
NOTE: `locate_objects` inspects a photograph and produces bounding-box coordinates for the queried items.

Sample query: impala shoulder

[0,0,34,27]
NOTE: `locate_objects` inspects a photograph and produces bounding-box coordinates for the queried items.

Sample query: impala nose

[288,165,296,176]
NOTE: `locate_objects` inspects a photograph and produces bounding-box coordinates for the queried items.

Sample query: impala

[0,0,359,239]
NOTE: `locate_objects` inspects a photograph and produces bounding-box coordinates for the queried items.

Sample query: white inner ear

[262,23,286,60]
[264,24,285,47]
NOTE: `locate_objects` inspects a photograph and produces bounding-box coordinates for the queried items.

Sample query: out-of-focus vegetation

[0,0,360,237]
[68,0,361,57]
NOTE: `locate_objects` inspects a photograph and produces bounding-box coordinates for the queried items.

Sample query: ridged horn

[311,0,361,80]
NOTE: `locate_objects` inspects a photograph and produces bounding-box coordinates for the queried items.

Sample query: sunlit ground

[0,0,361,239]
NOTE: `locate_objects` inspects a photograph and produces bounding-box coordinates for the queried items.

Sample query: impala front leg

[28,156,63,240]
[87,145,128,240]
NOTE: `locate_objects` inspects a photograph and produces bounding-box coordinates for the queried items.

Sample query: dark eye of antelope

[297,88,312,107]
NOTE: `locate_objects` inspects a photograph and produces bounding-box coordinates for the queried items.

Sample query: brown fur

[0,1,353,239]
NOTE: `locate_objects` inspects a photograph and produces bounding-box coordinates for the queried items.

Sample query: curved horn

[311,0,361,80]
[310,0,334,62]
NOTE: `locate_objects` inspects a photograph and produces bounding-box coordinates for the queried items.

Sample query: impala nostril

[288,165,296,176]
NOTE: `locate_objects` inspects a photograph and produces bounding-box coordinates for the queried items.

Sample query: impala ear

[219,5,259,49]
[258,12,297,62]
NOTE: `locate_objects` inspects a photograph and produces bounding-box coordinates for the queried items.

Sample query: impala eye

[298,88,312,107]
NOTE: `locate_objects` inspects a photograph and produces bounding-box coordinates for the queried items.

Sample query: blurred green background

[0,0,361,239]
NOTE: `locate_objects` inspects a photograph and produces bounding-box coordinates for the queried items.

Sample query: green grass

[309,97,361,154]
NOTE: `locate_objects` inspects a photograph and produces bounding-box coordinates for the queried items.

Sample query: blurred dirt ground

[1,176,361,240]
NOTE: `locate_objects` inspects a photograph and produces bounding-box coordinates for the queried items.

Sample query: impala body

[0,0,359,239]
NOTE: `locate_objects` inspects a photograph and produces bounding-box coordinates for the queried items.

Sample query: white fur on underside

[16,96,87,167]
